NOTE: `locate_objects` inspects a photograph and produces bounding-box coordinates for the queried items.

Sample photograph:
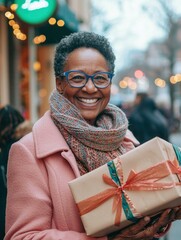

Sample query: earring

[56,87,63,94]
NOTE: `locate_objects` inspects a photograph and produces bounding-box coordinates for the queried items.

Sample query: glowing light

[57,19,65,27]
[16,32,22,39]
[39,35,46,42]
[9,13,14,19]
[9,20,15,26]
[15,32,27,41]
[10,4,18,11]
[5,11,12,19]
[39,89,48,98]
[33,61,41,71]
[129,81,137,90]
[21,34,27,41]
[12,24,20,30]
[14,29,20,35]
[154,78,166,88]
[134,69,144,79]
[174,74,181,82]
[48,17,56,25]
[170,76,177,84]
[119,80,128,88]
[33,37,39,44]
[33,35,46,44]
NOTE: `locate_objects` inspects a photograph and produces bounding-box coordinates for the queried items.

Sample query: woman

[0,105,32,240]
[5,32,181,240]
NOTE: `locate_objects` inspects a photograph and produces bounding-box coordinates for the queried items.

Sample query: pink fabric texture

[5,111,136,240]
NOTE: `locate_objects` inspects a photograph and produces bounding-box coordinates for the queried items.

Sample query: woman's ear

[56,77,63,94]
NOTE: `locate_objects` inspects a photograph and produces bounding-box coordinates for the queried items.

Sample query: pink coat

[5,111,138,240]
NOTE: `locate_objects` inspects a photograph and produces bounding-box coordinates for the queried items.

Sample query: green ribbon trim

[173,145,181,165]
[107,161,138,223]
[107,161,120,185]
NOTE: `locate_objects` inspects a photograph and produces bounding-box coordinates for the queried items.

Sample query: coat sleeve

[5,142,107,240]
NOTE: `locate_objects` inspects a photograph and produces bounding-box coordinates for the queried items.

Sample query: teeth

[79,98,98,103]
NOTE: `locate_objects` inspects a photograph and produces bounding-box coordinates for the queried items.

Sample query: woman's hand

[173,206,181,220]
[108,208,176,240]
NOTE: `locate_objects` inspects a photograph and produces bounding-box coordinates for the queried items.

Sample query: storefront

[0,0,79,122]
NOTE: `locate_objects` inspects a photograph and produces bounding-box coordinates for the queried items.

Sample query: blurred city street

[161,129,181,240]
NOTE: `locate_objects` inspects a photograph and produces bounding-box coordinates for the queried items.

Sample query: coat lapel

[32,111,80,177]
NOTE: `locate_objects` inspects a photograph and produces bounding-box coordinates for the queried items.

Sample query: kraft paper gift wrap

[68,137,181,237]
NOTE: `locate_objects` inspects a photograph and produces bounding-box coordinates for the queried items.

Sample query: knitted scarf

[50,90,129,175]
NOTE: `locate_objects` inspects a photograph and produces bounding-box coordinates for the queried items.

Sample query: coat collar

[32,111,80,177]
[33,111,70,158]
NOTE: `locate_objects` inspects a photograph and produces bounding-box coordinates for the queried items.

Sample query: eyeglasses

[60,70,114,89]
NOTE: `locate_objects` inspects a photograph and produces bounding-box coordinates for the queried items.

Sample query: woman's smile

[77,97,99,104]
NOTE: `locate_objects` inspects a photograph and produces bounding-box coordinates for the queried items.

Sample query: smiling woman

[55,47,113,124]
[4,31,181,240]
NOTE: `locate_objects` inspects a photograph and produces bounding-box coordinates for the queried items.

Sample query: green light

[15,0,57,25]
[0,0,5,5]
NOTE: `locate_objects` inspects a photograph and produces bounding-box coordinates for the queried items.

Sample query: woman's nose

[82,78,98,93]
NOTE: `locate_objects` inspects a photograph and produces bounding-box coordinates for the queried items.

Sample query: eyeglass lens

[67,71,111,88]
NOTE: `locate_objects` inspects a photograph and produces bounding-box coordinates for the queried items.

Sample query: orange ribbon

[167,158,181,182]
[77,159,181,226]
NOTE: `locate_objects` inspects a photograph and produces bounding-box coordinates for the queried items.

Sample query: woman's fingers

[108,216,151,240]
[124,216,150,235]
[109,217,151,239]
[129,209,172,239]
[109,207,180,240]
[173,206,181,220]
[154,209,172,228]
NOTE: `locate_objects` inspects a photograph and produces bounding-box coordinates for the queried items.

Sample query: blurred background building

[0,0,181,129]
[0,0,91,122]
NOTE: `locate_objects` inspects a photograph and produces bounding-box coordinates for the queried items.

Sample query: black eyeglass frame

[60,70,114,89]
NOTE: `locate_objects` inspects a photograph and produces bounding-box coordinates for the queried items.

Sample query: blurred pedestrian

[128,93,170,144]
[0,105,32,240]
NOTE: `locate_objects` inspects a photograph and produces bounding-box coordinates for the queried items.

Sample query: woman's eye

[94,75,107,81]
[96,76,104,79]
[70,75,86,83]
[73,75,84,80]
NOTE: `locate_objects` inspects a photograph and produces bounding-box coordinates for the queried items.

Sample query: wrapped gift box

[69,137,181,237]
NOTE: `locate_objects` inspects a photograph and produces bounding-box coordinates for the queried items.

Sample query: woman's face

[56,47,112,124]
